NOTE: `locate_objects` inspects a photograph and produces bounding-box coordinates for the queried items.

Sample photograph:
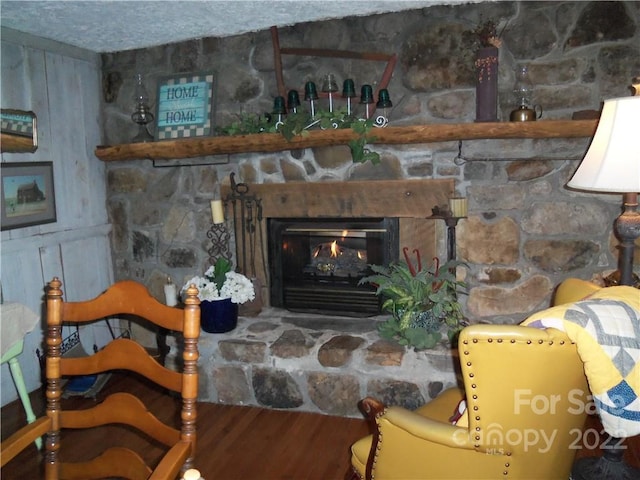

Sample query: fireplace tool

[222,173,266,281]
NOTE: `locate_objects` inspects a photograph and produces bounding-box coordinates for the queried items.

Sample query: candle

[182,469,203,480]
[449,197,468,218]
[211,200,224,224]
[164,277,178,307]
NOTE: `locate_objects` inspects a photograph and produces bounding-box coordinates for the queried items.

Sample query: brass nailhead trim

[467,361,472,366]
[510,339,516,343]
[497,338,503,343]
[488,338,493,342]
[471,383,477,388]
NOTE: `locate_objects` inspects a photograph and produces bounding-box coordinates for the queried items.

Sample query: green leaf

[212,257,232,291]
[218,107,382,165]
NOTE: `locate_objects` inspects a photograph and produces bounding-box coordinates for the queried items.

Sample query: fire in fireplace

[268,217,398,316]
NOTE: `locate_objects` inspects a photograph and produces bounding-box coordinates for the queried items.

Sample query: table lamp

[566,94,640,479]
[567,95,640,287]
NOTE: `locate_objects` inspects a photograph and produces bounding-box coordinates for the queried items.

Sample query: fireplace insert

[268,217,398,316]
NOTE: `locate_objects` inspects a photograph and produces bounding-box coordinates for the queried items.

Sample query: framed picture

[155,71,216,140]
[1,109,38,153]
[1,162,56,230]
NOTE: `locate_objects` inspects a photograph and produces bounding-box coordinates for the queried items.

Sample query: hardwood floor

[1,373,368,480]
[2,373,639,479]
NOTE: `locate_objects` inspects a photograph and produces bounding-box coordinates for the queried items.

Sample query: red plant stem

[403,247,417,276]
[413,249,422,272]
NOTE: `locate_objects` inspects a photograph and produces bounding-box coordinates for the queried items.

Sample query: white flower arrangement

[182,259,255,304]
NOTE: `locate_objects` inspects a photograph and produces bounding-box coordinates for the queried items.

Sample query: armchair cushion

[522,285,640,438]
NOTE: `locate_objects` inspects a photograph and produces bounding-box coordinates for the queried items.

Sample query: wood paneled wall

[1,29,114,406]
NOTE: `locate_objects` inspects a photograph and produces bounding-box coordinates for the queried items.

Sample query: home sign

[155,72,215,140]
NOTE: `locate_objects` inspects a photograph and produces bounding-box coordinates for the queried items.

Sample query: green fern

[218,108,380,164]
[360,258,467,349]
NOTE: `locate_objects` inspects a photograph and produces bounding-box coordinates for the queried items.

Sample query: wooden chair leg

[7,353,42,449]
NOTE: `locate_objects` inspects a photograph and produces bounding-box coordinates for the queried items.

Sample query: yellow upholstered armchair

[350,279,602,479]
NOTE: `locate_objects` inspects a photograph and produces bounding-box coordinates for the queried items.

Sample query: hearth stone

[168,307,460,418]
[318,335,366,367]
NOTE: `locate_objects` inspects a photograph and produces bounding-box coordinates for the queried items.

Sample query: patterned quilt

[522,286,640,438]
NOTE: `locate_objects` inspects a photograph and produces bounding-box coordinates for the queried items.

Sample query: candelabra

[273,74,392,132]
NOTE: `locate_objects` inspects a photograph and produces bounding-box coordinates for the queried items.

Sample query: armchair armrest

[1,416,51,467]
[379,406,474,449]
[148,441,192,480]
[379,407,473,450]
[360,396,474,450]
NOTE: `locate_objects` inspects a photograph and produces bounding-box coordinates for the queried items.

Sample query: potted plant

[360,252,467,349]
[182,258,255,333]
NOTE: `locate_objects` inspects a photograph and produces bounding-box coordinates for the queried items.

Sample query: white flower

[220,271,255,304]
[181,269,255,304]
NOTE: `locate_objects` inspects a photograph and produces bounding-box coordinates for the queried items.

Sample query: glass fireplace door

[269,218,398,316]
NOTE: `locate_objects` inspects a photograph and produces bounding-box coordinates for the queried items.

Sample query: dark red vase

[475,47,499,122]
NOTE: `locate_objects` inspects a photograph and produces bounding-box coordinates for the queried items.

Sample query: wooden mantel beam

[95,120,597,162]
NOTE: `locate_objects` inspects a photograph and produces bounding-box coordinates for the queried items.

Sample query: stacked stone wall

[169,310,458,417]
[101,1,639,413]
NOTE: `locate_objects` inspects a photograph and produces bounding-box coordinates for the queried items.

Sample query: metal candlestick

[207,222,232,266]
[429,205,465,262]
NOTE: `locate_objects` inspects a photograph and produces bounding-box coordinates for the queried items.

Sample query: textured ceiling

[0,0,474,53]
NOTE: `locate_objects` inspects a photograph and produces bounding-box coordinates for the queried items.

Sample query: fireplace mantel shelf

[95,120,597,162]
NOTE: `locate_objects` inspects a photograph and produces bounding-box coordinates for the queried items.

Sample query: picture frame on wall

[155,71,216,140]
[1,161,56,231]
[1,109,38,153]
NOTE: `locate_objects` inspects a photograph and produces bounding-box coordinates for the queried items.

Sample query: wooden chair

[43,277,200,480]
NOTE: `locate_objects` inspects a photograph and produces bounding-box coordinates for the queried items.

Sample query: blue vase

[200,298,238,333]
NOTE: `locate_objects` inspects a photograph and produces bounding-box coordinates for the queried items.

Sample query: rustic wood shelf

[95,120,598,162]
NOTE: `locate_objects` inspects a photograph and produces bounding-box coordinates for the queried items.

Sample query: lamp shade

[567,96,640,193]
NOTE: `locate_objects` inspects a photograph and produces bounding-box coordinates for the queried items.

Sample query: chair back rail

[59,447,153,480]
[59,392,181,445]
[60,339,182,392]
[61,280,185,332]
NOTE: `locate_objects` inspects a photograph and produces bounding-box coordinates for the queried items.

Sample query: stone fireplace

[185,179,461,417]
[223,178,455,312]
